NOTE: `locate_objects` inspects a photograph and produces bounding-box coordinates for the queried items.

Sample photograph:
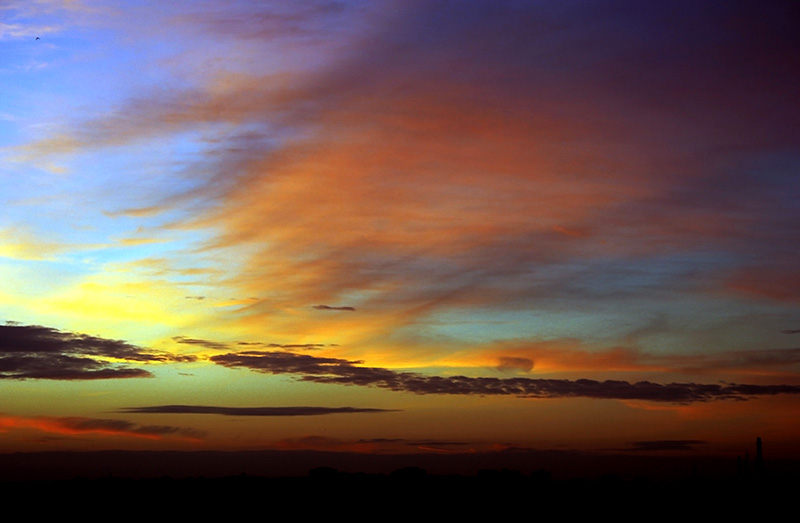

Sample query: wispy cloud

[0,226,71,261]
[10,3,798,345]
[2,0,800,457]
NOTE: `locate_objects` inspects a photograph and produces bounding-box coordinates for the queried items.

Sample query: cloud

[626,440,707,452]
[0,226,71,261]
[103,204,171,218]
[477,341,800,377]
[668,348,800,375]
[267,434,499,454]
[265,343,329,350]
[170,0,351,42]
[171,336,333,352]
[0,22,34,40]
[496,357,534,373]
[7,0,800,378]
[209,350,800,404]
[119,405,397,416]
[0,322,195,380]
[172,336,230,350]
[140,0,794,354]
[0,414,205,441]
[726,262,800,304]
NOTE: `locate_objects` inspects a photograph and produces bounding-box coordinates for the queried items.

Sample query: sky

[1,0,800,475]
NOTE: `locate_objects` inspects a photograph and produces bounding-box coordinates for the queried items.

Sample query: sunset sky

[2,0,799,471]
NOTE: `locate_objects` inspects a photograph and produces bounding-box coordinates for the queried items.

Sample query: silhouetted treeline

[2,445,799,517]
[3,463,798,512]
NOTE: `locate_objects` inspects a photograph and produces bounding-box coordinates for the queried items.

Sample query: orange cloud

[0,414,204,441]
[465,339,800,382]
[10,0,800,379]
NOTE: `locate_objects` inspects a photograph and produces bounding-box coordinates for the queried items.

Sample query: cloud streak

[209,350,800,404]
[0,414,205,441]
[119,405,397,416]
[313,305,356,312]
[626,440,707,452]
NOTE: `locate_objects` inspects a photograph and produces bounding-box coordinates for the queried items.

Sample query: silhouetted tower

[755,437,763,477]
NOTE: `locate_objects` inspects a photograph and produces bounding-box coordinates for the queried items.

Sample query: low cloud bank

[210,350,800,404]
[0,322,194,380]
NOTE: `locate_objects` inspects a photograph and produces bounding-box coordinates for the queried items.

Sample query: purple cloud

[0,322,195,380]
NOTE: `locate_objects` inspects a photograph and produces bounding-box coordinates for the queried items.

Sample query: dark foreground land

[1,449,798,516]
[2,467,798,518]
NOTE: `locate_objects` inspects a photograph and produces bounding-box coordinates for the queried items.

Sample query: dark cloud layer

[0,323,195,380]
[627,440,707,452]
[210,350,800,404]
[5,414,208,440]
[120,405,397,416]
[53,416,206,439]
[172,336,231,350]
[172,336,333,351]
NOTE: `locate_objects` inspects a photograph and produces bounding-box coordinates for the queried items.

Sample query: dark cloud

[236,341,330,350]
[266,343,328,350]
[9,415,206,440]
[0,322,195,380]
[782,330,800,335]
[55,417,206,439]
[174,338,332,351]
[209,350,800,404]
[120,405,397,416]
[406,440,473,448]
[496,357,534,373]
[313,305,356,311]
[210,350,367,376]
[172,336,230,350]
[627,440,707,452]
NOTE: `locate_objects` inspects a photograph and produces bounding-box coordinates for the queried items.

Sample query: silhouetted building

[737,437,766,482]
